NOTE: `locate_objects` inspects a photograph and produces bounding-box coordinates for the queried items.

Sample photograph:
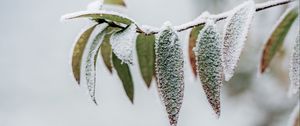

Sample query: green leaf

[136,33,155,88]
[188,25,204,77]
[260,7,298,73]
[62,11,134,25]
[112,52,134,103]
[99,32,113,73]
[104,0,126,7]
[72,24,98,84]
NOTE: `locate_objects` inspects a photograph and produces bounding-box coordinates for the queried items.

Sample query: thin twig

[108,0,295,35]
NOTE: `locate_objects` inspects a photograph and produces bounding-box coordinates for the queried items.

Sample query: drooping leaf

[62,10,134,25]
[85,24,108,104]
[136,33,155,88]
[155,22,184,126]
[288,33,300,96]
[104,0,126,7]
[194,20,223,117]
[260,7,298,73]
[110,24,136,64]
[100,31,113,73]
[189,25,204,77]
[222,0,255,81]
[72,24,98,85]
[112,52,134,103]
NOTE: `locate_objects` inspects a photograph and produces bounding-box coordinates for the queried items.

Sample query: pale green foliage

[194,20,223,117]
[155,22,184,126]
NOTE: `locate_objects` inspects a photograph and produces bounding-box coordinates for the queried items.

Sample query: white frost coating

[194,20,223,117]
[287,103,299,126]
[140,25,160,35]
[110,24,136,64]
[288,33,300,97]
[85,24,108,104]
[155,21,184,126]
[174,12,210,30]
[87,0,104,11]
[222,0,256,81]
[61,10,136,23]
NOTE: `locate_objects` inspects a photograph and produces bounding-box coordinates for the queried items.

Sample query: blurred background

[0,0,299,126]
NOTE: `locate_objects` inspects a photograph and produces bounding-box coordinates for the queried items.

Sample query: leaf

[112,52,134,103]
[85,24,108,104]
[62,10,134,25]
[260,7,298,73]
[71,24,98,85]
[189,25,204,77]
[194,20,223,117]
[104,0,126,7]
[136,33,155,88]
[110,24,136,64]
[155,22,184,126]
[100,32,113,73]
[288,33,300,96]
[222,0,255,81]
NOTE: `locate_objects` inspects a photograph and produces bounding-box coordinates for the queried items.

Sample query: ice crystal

[85,24,108,104]
[222,0,255,81]
[110,24,136,64]
[288,33,300,96]
[155,22,184,126]
[194,20,223,117]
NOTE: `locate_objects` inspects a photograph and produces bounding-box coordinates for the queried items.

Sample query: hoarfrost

[87,0,104,11]
[194,20,223,117]
[222,0,256,81]
[61,10,136,23]
[110,24,136,64]
[85,24,108,104]
[155,22,184,126]
[288,33,300,96]
[140,25,160,35]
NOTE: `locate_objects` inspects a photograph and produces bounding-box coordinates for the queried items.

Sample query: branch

[134,0,294,35]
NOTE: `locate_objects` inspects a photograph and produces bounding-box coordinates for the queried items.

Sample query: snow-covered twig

[104,0,294,35]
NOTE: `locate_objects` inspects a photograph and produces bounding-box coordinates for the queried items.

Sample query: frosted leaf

[288,33,300,96]
[85,24,108,104]
[155,22,184,126]
[194,20,223,117]
[87,0,104,11]
[110,24,136,64]
[61,10,135,25]
[222,0,255,81]
[288,103,299,126]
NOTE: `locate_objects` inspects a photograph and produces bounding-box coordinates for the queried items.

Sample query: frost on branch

[288,33,300,96]
[110,24,136,64]
[222,0,255,81]
[155,22,184,126]
[85,24,108,104]
[194,20,223,117]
